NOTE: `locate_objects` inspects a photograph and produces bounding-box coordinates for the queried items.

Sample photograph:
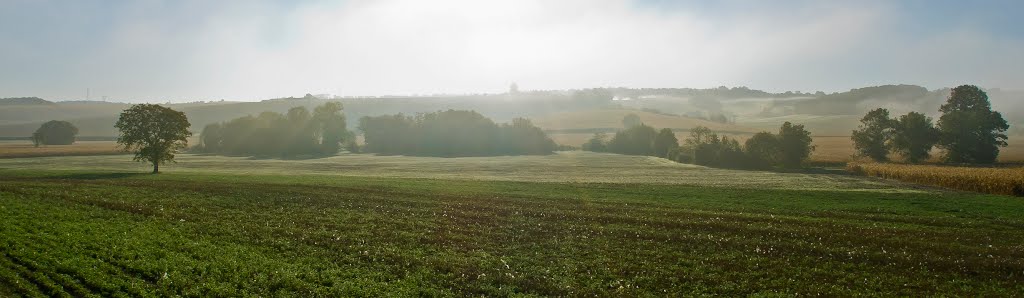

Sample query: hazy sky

[2,0,1022,101]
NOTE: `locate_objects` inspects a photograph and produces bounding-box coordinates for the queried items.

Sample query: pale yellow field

[0,137,202,158]
[0,141,123,158]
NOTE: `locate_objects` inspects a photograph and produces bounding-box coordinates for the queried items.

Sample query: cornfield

[847,162,1024,196]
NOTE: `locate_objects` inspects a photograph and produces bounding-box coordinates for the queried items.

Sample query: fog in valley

[2,2,1024,295]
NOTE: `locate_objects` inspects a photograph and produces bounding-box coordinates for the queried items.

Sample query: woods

[197,102,355,157]
[359,110,556,157]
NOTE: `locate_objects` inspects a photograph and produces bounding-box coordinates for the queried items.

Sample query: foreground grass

[1,170,1023,296]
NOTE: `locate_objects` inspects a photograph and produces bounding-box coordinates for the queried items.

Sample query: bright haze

[2,0,1022,102]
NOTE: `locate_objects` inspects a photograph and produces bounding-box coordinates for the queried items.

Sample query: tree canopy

[32,120,78,146]
[744,131,780,168]
[115,104,192,173]
[937,85,1009,164]
[891,112,940,163]
[851,108,895,162]
[607,124,657,156]
[583,122,815,170]
[653,128,679,158]
[358,110,555,157]
[198,103,353,157]
[777,122,815,168]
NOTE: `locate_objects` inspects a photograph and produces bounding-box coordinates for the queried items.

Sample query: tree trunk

[152,161,159,174]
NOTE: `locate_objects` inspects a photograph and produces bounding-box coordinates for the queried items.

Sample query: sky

[1,0,1022,102]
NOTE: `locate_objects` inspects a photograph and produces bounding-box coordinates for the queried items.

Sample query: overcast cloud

[1,0,1021,101]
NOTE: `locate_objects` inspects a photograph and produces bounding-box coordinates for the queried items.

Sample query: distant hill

[0,97,53,105]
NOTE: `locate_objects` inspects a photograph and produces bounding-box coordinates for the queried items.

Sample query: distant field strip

[0,141,124,158]
[0,152,920,193]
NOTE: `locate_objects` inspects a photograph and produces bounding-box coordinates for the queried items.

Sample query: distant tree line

[584,117,815,169]
[31,120,79,146]
[196,102,355,157]
[852,85,1009,164]
[359,110,556,157]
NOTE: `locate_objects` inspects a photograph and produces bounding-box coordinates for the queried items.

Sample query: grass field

[1,153,1024,295]
[0,152,914,192]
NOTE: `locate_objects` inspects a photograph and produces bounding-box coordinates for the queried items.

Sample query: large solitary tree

[936,85,1009,164]
[115,104,192,173]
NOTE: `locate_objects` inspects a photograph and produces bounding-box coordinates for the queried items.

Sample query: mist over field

[2,1,1024,296]
[2,0,1022,101]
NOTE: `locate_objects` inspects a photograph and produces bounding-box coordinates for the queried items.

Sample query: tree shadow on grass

[245,154,340,161]
[50,172,149,180]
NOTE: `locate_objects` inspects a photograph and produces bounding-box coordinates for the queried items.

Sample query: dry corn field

[549,134,1024,164]
[847,162,1024,196]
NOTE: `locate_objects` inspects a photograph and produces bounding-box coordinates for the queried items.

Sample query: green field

[1,153,1023,296]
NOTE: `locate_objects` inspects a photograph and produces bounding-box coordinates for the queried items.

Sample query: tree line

[583,120,815,169]
[359,110,556,157]
[852,85,1009,164]
[196,102,355,157]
